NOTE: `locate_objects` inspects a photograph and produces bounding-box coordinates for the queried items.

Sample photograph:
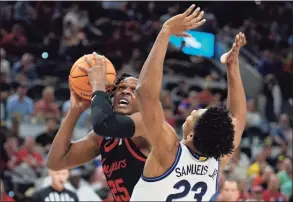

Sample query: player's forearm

[136,27,171,99]
[226,60,247,130]
[47,109,80,170]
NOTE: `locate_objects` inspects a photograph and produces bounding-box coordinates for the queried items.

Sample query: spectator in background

[32,169,79,202]
[0,70,11,120]
[3,136,19,172]
[14,1,36,24]
[11,53,37,84]
[6,83,33,121]
[224,148,250,181]
[0,180,14,202]
[67,168,102,201]
[163,106,176,128]
[271,114,292,149]
[277,158,292,198]
[248,148,272,178]
[170,80,188,103]
[35,117,59,153]
[62,100,89,128]
[246,99,263,129]
[159,4,179,23]
[198,88,214,108]
[60,4,88,57]
[14,136,44,170]
[160,90,173,108]
[1,24,27,46]
[252,166,274,190]
[218,180,240,202]
[0,48,11,77]
[237,179,250,201]
[178,91,200,118]
[1,103,4,121]
[250,185,264,201]
[262,175,287,201]
[0,66,11,122]
[263,74,283,122]
[209,93,222,107]
[258,49,284,78]
[34,86,60,120]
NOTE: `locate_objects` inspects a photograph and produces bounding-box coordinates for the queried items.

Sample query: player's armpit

[220,117,244,168]
[134,89,177,151]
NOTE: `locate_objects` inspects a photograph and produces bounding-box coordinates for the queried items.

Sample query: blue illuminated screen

[169,31,215,58]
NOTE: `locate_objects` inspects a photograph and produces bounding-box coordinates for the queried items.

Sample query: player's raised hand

[221,32,246,65]
[68,79,90,114]
[79,52,109,91]
[163,4,206,37]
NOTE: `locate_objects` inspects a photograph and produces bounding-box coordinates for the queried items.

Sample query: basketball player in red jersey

[47,6,205,202]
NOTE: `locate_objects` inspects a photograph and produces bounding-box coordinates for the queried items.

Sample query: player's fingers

[188,19,206,30]
[241,33,247,46]
[229,43,236,55]
[102,56,106,66]
[185,7,200,22]
[101,56,107,72]
[190,11,204,24]
[183,4,195,17]
[95,54,103,69]
[85,56,95,68]
[93,52,100,66]
[78,65,89,73]
[233,34,239,49]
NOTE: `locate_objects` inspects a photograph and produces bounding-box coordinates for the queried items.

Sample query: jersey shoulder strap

[123,138,147,162]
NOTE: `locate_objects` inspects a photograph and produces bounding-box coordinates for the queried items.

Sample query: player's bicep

[220,117,244,167]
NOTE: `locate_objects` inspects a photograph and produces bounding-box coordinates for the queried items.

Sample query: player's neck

[181,140,204,156]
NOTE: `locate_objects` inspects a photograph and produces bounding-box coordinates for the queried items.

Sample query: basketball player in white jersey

[131,5,247,201]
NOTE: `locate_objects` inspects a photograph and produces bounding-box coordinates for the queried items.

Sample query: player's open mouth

[118,98,129,107]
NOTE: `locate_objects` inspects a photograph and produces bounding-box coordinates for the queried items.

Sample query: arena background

[0,1,292,201]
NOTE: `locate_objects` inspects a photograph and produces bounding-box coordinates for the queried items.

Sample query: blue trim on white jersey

[185,145,208,161]
[141,144,182,182]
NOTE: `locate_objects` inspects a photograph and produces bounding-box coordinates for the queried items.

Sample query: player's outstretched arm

[220,33,247,167]
[135,5,205,149]
[47,89,101,171]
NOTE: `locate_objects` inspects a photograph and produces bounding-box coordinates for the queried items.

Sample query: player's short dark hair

[193,106,235,160]
[108,73,137,97]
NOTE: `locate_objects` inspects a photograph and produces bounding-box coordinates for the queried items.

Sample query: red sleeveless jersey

[99,137,146,202]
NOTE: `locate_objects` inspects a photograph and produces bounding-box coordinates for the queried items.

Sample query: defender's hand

[79,52,108,92]
[221,32,246,65]
[163,4,206,37]
[69,80,90,114]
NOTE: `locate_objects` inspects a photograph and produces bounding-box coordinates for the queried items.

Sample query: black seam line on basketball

[70,57,114,74]
[70,81,92,92]
[70,73,116,78]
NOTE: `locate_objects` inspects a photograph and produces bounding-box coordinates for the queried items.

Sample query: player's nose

[122,87,132,95]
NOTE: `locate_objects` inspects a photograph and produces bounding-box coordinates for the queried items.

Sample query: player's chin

[114,106,132,115]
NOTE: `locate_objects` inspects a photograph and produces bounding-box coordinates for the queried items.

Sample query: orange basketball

[69,54,116,100]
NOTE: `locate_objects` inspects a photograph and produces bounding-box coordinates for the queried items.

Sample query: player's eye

[118,86,125,91]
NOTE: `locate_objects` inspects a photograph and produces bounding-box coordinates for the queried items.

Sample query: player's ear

[188,132,194,140]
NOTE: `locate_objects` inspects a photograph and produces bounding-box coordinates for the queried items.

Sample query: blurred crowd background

[0,1,292,202]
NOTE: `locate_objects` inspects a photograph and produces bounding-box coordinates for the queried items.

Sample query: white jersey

[130,143,219,201]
